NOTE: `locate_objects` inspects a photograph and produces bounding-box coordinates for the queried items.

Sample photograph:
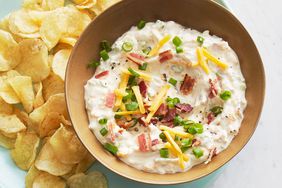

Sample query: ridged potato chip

[0,29,21,71]
[16,38,50,82]
[0,133,16,149]
[52,49,71,81]
[41,0,65,11]
[33,82,45,108]
[42,73,64,101]
[25,165,41,188]
[29,93,67,132]
[75,152,95,173]
[0,114,26,138]
[35,140,74,176]
[50,125,87,164]
[67,172,108,188]
[0,97,14,115]
[33,172,66,188]
[8,76,35,113]
[11,132,40,170]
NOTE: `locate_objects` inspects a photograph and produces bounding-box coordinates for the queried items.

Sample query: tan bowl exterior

[65,0,265,184]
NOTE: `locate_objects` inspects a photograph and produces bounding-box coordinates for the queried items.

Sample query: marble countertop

[211,0,281,187]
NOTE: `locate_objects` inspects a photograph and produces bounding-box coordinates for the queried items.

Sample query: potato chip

[76,0,96,9]
[60,165,77,180]
[75,152,95,173]
[52,49,71,81]
[17,32,40,39]
[0,97,14,115]
[15,38,50,82]
[0,77,20,104]
[0,14,10,31]
[0,29,21,71]
[28,10,49,25]
[29,93,67,130]
[22,0,43,10]
[0,114,26,138]
[42,73,64,101]
[59,37,77,47]
[35,141,74,176]
[8,76,35,113]
[14,108,34,130]
[0,133,16,149]
[41,0,65,11]
[50,125,87,164]
[11,132,40,170]
[25,165,41,188]
[33,82,45,108]
[33,172,66,188]
[67,172,108,188]
[72,0,89,4]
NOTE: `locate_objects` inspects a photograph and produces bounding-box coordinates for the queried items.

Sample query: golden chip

[52,49,71,81]
[8,76,35,113]
[67,172,108,188]
[33,172,66,188]
[41,0,65,11]
[72,0,89,4]
[59,37,77,47]
[49,125,87,164]
[0,97,14,115]
[0,133,16,149]
[25,165,41,188]
[42,73,64,101]
[16,38,50,82]
[11,132,40,170]
[0,114,26,138]
[33,82,45,108]
[0,77,20,104]
[35,140,74,176]
[0,14,10,31]
[75,152,95,173]
[14,108,34,130]
[22,0,43,10]
[76,0,96,9]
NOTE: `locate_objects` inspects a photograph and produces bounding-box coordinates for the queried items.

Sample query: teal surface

[0,0,228,187]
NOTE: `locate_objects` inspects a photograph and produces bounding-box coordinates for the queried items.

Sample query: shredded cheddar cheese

[163,131,182,154]
[177,153,185,170]
[132,86,146,114]
[149,35,171,56]
[202,48,229,69]
[159,125,194,139]
[114,89,128,97]
[120,103,132,121]
[115,73,129,107]
[122,69,152,81]
[114,110,141,115]
[196,47,210,74]
[165,143,189,162]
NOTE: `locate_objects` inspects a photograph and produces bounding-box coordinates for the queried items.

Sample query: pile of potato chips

[0,0,119,187]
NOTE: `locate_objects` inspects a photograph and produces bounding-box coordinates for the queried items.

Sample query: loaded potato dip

[84,20,247,174]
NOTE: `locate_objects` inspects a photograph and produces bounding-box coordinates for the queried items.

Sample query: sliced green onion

[127,75,137,87]
[100,40,112,52]
[100,50,109,61]
[220,90,232,101]
[98,118,108,125]
[197,36,205,45]
[128,67,140,77]
[210,106,223,117]
[181,146,189,153]
[166,97,180,108]
[159,132,167,141]
[122,42,133,52]
[114,109,122,119]
[174,135,180,141]
[182,120,194,128]
[172,36,182,47]
[187,123,203,135]
[173,115,183,126]
[176,46,184,53]
[137,20,146,30]
[172,97,180,104]
[87,60,100,69]
[122,89,133,102]
[100,127,108,136]
[142,47,151,55]
[104,143,118,155]
[160,148,169,158]
[168,78,177,86]
[192,147,204,158]
[138,62,148,71]
[125,102,139,111]
[181,139,192,147]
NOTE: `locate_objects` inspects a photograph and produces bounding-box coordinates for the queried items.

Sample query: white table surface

[211,0,282,187]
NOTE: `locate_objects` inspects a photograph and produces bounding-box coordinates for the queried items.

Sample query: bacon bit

[105,92,115,108]
[138,133,148,152]
[109,123,115,142]
[208,79,218,98]
[175,103,193,113]
[205,147,217,164]
[127,53,145,66]
[95,70,109,79]
[151,139,159,146]
[155,103,168,116]
[138,116,148,127]
[192,139,201,147]
[150,117,159,125]
[180,74,196,95]
[118,129,124,134]
[148,132,152,150]
[138,81,147,97]
[207,112,215,124]
[159,50,173,63]
[162,108,177,123]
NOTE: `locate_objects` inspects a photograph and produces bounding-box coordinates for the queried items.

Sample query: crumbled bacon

[162,108,177,123]
[155,103,168,116]
[109,123,115,142]
[180,74,196,95]
[159,50,173,63]
[138,116,148,127]
[151,139,159,146]
[207,112,215,124]
[138,81,147,97]
[150,117,159,125]
[138,133,148,152]
[127,53,145,66]
[95,70,109,79]
[208,79,218,98]
[175,103,193,113]
[105,92,115,108]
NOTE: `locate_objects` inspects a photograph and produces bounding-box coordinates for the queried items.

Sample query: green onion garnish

[100,50,109,61]
[187,123,203,134]
[122,42,133,52]
[138,62,148,71]
[87,60,100,69]
[174,135,180,141]
[142,47,151,55]
[159,132,167,141]
[125,102,139,111]
[181,139,192,148]
[100,127,108,136]
[210,106,223,117]
[100,40,112,52]
[168,78,177,86]
[160,148,169,158]
[122,89,133,102]
[173,36,182,47]
[127,75,137,87]
[114,109,122,119]
[173,115,183,126]
[98,118,108,125]
[166,97,180,108]
[137,20,146,30]
[176,46,184,54]
[197,36,205,45]
[220,90,232,101]
[192,148,204,158]
[128,67,140,77]
[104,143,118,155]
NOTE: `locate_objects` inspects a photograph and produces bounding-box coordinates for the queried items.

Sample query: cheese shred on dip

[84,20,247,174]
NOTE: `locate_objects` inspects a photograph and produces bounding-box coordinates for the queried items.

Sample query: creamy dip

[84,20,247,174]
